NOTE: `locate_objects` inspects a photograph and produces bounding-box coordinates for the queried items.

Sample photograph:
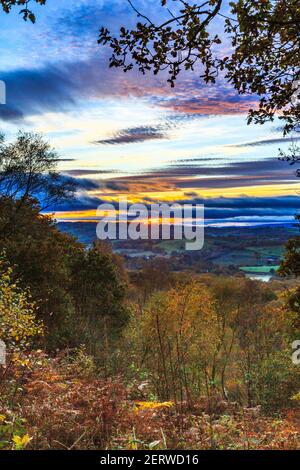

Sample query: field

[240,265,280,274]
[58,222,298,275]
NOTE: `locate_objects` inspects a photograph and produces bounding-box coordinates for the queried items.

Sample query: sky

[1,0,300,226]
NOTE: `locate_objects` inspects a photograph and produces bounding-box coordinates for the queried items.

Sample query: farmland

[58,222,299,276]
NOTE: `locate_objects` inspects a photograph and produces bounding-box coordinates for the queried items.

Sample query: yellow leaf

[13,434,31,448]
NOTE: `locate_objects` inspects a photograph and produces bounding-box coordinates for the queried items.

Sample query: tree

[0,254,43,359]
[99,0,300,134]
[0,197,80,347]
[128,280,219,403]
[0,0,46,22]
[280,235,300,278]
[0,198,130,353]
[279,220,300,331]
[130,257,174,306]
[4,1,299,134]
[68,243,129,361]
[0,132,75,211]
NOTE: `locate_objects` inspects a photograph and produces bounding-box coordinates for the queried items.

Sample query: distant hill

[57,221,299,276]
[58,221,298,247]
[58,222,97,247]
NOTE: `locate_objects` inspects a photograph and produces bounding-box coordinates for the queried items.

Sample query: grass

[239,265,280,274]
[216,251,259,266]
[246,246,284,257]
[157,240,186,253]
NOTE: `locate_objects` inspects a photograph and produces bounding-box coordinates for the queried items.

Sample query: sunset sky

[1,0,300,226]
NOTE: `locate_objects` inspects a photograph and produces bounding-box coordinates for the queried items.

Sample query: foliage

[0,254,43,355]
[12,433,31,450]
[291,391,300,402]
[19,355,128,450]
[0,197,129,354]
[0,0,46,23]
[252,350,300,413]
[130,258,174,305]
[125,276,297,412]
[59,346,97,379]
[0,270,299,449]
[134,401,174,412]
[0,257,43,451]
[280,229,300,278]
[0,126,297,447]
[99,0,300,134]
[68,244,129,360]
[279,223,300,331]
[3,1,299,135]
[1,352,300,450]
[0,414,30,450]
[0,198,80,347]
[127,280,220,402]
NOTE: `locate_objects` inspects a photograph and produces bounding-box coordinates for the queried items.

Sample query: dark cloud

[166,195,300,220]
[228,136,300,148]
[64,169,119,176]
[95,126,168,145]
[51,194,105,212]
[0,55,259,123]
[0,57,125,121]
[0,57,168,122]
[101,158,298,192]
[105,181,130,191]
[176,176,298,190]
[184,195,300,210]
[155,159,290,177]
[0,106,23,121]
[184,191,198,197]
[176,156,220,163]
[73,178,101,191]
[0,63,76,121]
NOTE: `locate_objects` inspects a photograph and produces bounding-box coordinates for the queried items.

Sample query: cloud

[157,92,257,116]
[72,177,101,191]
[228,136,300,148]
[0,57,167,121]
[105,181,130,191]
[0,63,76,121]
[0,106,23,121]
[53,194,105,212]
[184,195,300,209]
[95,125,168,145]
[100,158,298,192]
[52,193,300,222]
[0,56,259,123]
[64,169,119,176]
[165,195,300,220]
[153,159,289,177]
[0,0,262,123]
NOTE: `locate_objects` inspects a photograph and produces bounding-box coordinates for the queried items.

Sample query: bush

[0,254,43,360]
[253,351,300,413]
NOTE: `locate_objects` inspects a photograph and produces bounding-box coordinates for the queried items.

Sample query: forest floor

[1,352,300,451]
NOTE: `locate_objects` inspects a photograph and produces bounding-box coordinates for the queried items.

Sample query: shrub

[0,254,43,361]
